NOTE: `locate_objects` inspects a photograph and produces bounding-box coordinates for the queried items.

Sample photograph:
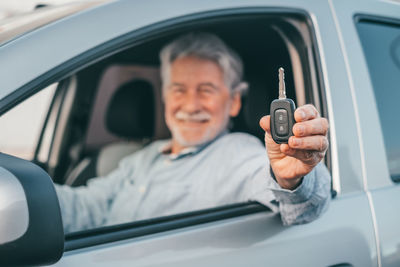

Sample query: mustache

[175,110,212,122]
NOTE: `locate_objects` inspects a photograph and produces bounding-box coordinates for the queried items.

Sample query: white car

[0,0,399,266]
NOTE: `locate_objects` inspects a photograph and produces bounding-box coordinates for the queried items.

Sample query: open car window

[0,10,328,245]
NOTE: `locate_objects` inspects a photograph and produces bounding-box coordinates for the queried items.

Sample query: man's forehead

[170,57,224,80]
[170,82,218,88]
[171,56,222,72]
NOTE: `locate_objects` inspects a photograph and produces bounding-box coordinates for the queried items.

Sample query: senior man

[56,32,331,233]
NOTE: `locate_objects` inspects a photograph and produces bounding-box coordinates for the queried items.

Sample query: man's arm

[55,166,128,233]
[258,104,331,224]
[260,104,329,190]
[266,162,331,225]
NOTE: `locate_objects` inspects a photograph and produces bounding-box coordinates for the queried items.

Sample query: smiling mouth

[177,119,209,124]
[174,110,212,124]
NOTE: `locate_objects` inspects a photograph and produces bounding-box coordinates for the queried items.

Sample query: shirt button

[139,185,147,194]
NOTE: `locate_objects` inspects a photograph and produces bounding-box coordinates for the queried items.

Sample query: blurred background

[0,0,85,19]
[0,0,83,158]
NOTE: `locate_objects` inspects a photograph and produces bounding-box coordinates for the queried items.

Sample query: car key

[270,67,296,144]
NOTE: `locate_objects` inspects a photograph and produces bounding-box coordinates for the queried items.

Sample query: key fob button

[275,109,288,123]
[276,123,289,136]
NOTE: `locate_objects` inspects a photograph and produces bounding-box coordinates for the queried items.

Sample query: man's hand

[259,104,329,190]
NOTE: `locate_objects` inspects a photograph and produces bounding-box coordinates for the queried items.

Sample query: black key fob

[270,67,296,144]
[270,98,296,144]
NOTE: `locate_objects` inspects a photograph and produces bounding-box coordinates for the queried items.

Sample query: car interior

[31,14,321,201]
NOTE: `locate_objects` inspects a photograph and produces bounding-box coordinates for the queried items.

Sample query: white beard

[167,106,231,148]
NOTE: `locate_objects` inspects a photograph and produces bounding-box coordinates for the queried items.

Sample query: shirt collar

[159,130,228,160]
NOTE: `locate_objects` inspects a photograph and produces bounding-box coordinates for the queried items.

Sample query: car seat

[65,79,155,186]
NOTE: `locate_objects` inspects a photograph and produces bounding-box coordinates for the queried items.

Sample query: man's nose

[182,91,201,113]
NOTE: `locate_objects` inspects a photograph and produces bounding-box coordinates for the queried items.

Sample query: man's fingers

[280,144,295,155]
[288,135,329,152]
[292,117,329,137]
[281,145,326,165]
[294,104,319,122]
[259,115,271,133]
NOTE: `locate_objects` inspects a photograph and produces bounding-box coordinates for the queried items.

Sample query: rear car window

[356,18,400,183]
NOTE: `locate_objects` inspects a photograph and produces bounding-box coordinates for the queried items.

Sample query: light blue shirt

[56,132,331,233]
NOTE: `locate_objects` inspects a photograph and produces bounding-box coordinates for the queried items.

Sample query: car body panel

[56,194,376,267]
[330,0,397,191]
[0,0,399,265]
[371,186,400,266]
[331,1,400,266]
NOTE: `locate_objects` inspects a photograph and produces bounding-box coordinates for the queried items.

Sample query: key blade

[278,67,286,99]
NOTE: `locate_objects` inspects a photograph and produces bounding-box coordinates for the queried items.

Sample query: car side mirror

[0,153,64,265]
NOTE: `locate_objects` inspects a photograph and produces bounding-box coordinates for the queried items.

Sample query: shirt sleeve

[55,164,131,233]
[219,133,331,225]
[275,163,331,224]
[254,162,331,225]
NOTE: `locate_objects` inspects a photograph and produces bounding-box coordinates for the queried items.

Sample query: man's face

[164,55,241,152]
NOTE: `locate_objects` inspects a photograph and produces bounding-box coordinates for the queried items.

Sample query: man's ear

[229,92,242,117]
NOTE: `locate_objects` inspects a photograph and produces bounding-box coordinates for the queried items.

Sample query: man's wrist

[270,165,303,190]
[276,176,303,190]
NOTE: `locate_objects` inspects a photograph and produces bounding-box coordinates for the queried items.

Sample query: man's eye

[172,87,185,94]
[199,87,215,95]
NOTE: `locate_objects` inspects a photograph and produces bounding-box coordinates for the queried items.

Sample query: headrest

[231,82,273,141]
[106,79,155,139]
[231,66,296,142]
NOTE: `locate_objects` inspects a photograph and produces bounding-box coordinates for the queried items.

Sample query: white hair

[160,32,248,96]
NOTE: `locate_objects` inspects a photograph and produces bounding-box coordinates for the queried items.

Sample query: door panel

[330,0,400,190]
[332,1,400,266]
[371,187,400,266]
[55,194,377,267]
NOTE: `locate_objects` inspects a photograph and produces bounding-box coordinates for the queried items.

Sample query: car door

[0,1,378,266]
[330,0,400,266]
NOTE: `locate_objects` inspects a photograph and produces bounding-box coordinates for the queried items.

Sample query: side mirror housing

[0,153,64,265]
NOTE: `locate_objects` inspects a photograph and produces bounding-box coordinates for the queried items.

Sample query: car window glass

[0,84,56,160]
[357,19,400,182]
